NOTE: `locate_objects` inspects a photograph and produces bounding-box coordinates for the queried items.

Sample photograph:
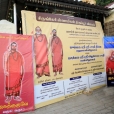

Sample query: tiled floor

[20,87,114,114]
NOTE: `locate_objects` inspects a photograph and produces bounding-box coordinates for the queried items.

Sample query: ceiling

[0,0,113,21]
[0,0,9,20]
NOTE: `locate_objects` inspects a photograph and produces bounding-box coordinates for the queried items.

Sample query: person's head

[35,26,42,35]
[52,29,57,37]
[11,42,17,52]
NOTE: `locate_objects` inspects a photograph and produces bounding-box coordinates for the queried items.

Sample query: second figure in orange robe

[50,29,63,76]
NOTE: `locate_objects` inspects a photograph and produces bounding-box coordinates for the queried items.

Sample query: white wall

[0,20,16,34]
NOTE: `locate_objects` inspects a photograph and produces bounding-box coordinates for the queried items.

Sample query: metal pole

[13,3,17,34]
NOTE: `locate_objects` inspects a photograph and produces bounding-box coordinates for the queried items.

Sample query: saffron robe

[106,58,114,73]
[5,51,24,96]
[51,37,63,72]
[34,34,50,76]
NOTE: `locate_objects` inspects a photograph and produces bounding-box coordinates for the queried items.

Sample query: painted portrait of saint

[50,29,63,76]
[33,26,50,78]
[3,42,24,103]
[106,51,114,75]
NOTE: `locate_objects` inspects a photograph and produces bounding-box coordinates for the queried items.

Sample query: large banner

[21,10,106,108]
[104,37,114,86]
[0,33,34,114]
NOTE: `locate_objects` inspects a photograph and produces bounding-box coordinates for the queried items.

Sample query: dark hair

[11,42,17,46]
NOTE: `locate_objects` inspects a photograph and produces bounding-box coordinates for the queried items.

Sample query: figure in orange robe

[106,51,114,75]
[50,29,63,76]
[33,26,50,78]
[3,42,24,103]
